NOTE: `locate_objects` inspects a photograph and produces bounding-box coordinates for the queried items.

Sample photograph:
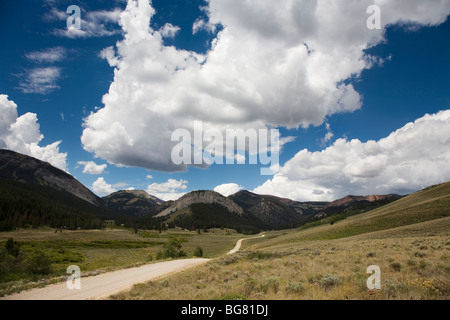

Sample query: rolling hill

[154,190,267,233]
[102,190,164,217]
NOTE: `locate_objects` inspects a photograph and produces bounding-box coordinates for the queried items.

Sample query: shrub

[156,237,187,260]
[0,248,16,276]
[246,251,276,260]
[156,250,164,260]
[25,251,53,275]
[5,238,20,258]
[193,247,203,257]
[407,259,417,267]
[220,252,245,265]
[329,214,345,225]
[390,262,402,272]
[419,260,428,269]
[160,279,169,288]
[260,277,280,294]
[414,252,426,258]
[319,274,341,290]
[243,278,257,296]
[285,281,305,294]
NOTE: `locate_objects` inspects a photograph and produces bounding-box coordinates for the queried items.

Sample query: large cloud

[0,94,67,171]
[92,177,117,196]
[254,110,450,201]
[81,0,450,172]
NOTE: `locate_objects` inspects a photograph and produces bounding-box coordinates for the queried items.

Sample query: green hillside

[246,182,450,249]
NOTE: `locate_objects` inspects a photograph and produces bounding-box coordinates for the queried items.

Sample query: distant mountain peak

[155,190,244,217]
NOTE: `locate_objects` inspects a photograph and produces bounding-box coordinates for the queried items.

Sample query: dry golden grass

[110,204,450,301]
[111,218,449,300]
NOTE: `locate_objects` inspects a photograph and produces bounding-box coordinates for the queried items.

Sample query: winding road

[2,233,265,300]
[227,233,265,255]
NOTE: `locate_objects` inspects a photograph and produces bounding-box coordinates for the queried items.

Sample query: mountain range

[0,149,403,232]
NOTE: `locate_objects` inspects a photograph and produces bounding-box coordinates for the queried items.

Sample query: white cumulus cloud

[92,177,117,196]
[0,94,67,171]
[81,0,450,173]
[146,178,188,201]
[214,183,243,197]
[77,161,107,175]
[254,110,450,201]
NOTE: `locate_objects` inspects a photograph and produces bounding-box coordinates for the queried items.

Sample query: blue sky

[1,0,449,201]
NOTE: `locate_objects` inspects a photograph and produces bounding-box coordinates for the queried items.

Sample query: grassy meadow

[0,226,243,297]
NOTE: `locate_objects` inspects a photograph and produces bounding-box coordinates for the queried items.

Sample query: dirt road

[227,233,265,255]
[1,258,210,300]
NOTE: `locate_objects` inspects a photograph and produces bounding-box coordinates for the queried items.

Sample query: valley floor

[111,217,450,300]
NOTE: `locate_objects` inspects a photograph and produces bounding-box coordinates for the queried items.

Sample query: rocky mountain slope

[229,190,328,227]
[0,149,102,206]
[153,190,266,233]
